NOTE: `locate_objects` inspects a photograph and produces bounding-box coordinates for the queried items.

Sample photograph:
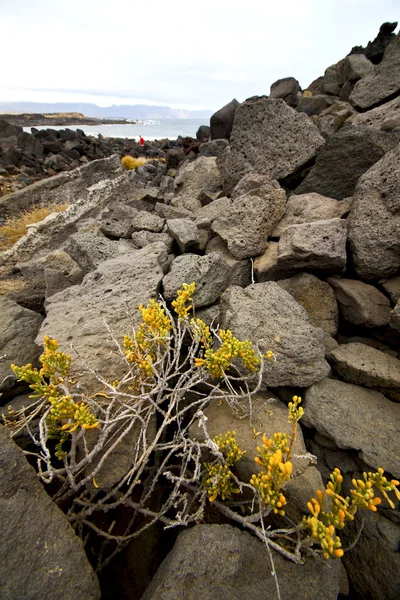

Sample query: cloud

[0,0,398,109]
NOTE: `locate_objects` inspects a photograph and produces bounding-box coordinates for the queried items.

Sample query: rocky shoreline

[0,21,400,600]
[0,119,204,199]
[0,112,133,127]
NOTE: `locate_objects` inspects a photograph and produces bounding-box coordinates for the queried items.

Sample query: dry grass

[0,277,26,295]
[0,203,69,251]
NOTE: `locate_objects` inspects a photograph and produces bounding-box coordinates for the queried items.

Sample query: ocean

[22,118,208,141]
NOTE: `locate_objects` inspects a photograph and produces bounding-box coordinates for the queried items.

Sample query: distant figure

[139,135,145,148]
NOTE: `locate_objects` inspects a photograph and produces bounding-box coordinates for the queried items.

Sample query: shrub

[121,155,147,170]
[7,283,399,575]
[0,203,69,250]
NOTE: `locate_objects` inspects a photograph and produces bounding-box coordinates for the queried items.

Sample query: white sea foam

[22,118,206,140]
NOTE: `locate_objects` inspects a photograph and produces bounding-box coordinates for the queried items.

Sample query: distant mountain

[0,101,213,120]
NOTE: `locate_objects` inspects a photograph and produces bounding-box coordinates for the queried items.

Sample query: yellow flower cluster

[306,517,344,559]
[204,431,245,502]
[171,282,196,320]
[204,464,240,503]
[250,433,293,515]
[214,431,246,466]
[11,336,99,459]
[12,336,71,399]
[138,299,172,340]
[123,299,172,386]
[201,329,260,379]
[190,317,212,350]
[352,468,400,510]
[288,395,304,425]
[303,467,400,559]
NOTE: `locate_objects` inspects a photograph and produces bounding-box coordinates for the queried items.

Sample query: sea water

[23,118,208,141]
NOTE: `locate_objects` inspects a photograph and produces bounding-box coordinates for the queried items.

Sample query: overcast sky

[0,0,398,111]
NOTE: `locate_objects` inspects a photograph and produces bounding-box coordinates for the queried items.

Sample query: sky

[0,0,398,112]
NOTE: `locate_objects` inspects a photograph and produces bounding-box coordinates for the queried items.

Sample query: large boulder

[171,156,223,212]
[296,95,332,116]
[324,64,341,95]
[210,98,239,140]
[327,277,391,327]
[303,378,400,478]
[270,76,301,107]
[350,32,400,109]
[163,252,231,308]
[316,102,356,139]
[382,276,400,304]
[350,21,398,65]
[205,236,251,288]
[276,218,347,274]
[351,96,400,131]
[196,124,210,142]
[211,173,286,259]
[0,425,101,599]
[0,119,22,147]
[0,298,43,399]
[219,97,325,195]
[38,243,167,389]
[277,273,339,336]
[199,139,229,157]
[220,283,330,387]
[166,218,200,253]
[195,196,231,230]
[65,231,128,273]
[141,524,341,600]
[328,342,400,402]
[100,203,139,239]
[342,510,400,600]
[295,125,400,200]
[272,192,351,237]
[17,131,44,156]
[347,144,400,280]
[336,54,375,85]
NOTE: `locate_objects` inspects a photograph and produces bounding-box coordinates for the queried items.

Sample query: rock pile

[0,120,189,196]
[1,22,400,600]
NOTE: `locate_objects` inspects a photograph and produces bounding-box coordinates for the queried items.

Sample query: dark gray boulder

[141,524,341,600]
[17,131,44,156]
[327,277,391,327]
[0,119,23,147]
[349,21,398,65]
[0,425,101,599]
[350,32,400,109]
[199,139,229,157]
[295,125,400,199]
[219,97,325,195]
[328,342,400,402]
[211,173,286,259]
[0,298,43,399]
[347,143,400,280]
[270,76,301,107]
[304,378,400,477]
[210,98,239,140]
[163,252,230,308]
[196,125,211,142]
[38,243,167,390]
[100,203,139,238]
[296,94,332,116]
[220,283,330,387]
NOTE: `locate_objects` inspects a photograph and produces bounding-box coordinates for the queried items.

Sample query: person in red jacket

[139,135,145,148]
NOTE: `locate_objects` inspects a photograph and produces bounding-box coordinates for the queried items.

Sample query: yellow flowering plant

[6,282,400,574]
[11,336,98,459]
